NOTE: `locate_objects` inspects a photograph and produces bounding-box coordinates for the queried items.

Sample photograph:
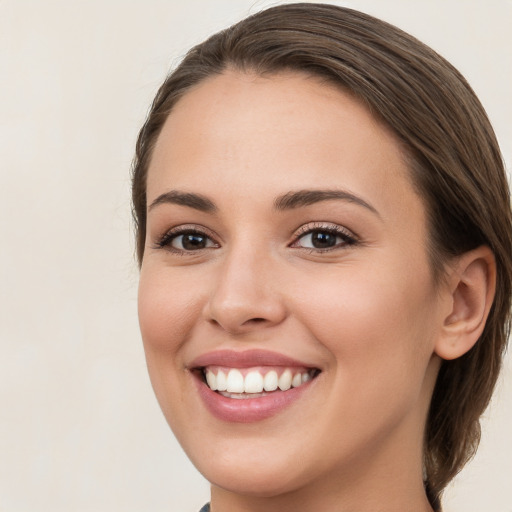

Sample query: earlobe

[434,246,496,361]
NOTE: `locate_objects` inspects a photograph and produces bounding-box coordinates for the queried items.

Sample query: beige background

[0,1,510,511]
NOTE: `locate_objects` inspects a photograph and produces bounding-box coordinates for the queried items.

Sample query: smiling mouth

[199,366,321,399]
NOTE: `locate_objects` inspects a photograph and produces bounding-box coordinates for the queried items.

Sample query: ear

[435,246,496,360]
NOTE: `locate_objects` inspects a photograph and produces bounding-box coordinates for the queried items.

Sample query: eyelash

[155,224,219,254]
[291,222,358,252]
[155,222,358,254]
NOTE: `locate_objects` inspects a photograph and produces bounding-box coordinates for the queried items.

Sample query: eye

[171,232,216,250]
[157,226,219,253]
[291,224,357,251]
[298,231,339,249]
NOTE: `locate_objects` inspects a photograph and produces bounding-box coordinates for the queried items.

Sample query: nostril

[244,318,266,324]
[208,317,266,330]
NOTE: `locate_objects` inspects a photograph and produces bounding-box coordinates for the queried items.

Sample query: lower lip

[194,374,315,423]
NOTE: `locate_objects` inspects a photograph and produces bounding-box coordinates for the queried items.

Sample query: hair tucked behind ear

[132,4,512,508]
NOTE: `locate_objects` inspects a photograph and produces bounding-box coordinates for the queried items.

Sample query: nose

[203,246,287,335]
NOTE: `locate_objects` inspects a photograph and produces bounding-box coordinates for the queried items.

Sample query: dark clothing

[199,504,210,512]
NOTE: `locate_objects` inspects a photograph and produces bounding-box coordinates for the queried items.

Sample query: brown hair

[131,3,512,508]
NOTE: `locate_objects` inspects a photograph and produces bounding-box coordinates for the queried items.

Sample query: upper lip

[189,349,318,369]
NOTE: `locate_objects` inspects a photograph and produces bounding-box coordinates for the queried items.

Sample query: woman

[131,3,512,511]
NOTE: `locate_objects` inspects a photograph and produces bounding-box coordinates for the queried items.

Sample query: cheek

[137,266,205,416]
[137,267,204,429]
[292,258,438,402]
[138,267,201,354]
[287,264,440,461]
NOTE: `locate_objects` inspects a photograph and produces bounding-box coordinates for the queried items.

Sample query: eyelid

[290,222,359,250]
[152,221,357,254]
[154,224,220,252]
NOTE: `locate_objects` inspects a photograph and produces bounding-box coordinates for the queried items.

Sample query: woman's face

[139,71,448,498]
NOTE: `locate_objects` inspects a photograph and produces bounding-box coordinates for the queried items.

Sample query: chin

[183,430,338,500]
[202,459,307,498]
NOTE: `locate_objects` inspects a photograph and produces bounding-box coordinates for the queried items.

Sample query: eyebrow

[273,189,380,216]
[148,190,217,213]
[148,188,379,217]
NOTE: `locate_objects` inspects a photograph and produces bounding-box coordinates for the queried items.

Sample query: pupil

[182,234,206,250]
[312,231,336,248]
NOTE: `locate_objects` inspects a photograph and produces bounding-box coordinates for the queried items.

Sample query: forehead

[147,70,421,223]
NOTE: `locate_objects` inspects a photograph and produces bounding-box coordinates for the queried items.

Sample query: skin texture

[138,71,494,512]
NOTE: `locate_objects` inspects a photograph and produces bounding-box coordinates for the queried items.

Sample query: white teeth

[220,391,268,399]
[263,370,278,391]
[216,370,227,391]
[244,371,264,393]
[226,369,244,393]
[206,369,217,391]
[278,369,292,391]
[204,367,317,393]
